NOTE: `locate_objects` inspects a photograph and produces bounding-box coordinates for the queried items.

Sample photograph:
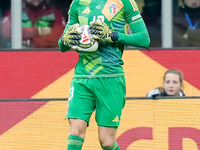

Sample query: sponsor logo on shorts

[112,116,119,122]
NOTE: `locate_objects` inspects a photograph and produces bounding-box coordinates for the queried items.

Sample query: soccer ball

[75,25,98,52]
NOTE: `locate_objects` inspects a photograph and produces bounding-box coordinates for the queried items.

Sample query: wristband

[111,32,118,42]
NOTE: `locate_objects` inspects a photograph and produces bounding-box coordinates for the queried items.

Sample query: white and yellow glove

[61,23,82,48]
[89,19,118,43]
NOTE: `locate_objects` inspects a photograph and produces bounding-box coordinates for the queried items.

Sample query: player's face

[26,0,43,6]
[163,73,182,96]
[184,0,200,8]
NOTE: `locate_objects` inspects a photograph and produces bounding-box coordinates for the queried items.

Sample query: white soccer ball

[74,25,98,52]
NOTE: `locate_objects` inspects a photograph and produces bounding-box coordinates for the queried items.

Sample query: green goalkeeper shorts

[66,76,126,128]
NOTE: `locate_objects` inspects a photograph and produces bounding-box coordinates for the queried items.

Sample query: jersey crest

[109,3,117,15]
[102,0,123,21]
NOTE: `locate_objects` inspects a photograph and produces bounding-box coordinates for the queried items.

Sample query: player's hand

[89,19,118,42]
[38,27,52,36]
[61,23,82,47]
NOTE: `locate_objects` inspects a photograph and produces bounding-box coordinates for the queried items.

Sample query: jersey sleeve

[117,0,150,48]
[58,0,79,52]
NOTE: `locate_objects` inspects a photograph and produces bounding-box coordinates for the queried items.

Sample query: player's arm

[118,17,150,48]
[120,0,150,48]
[58,0,80,52]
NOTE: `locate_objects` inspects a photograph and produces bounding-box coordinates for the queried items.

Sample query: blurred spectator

[129,0,179,47]
[49,0,73,22]
[173,0,200,47]
[0,0,10,48]
[1,0,65,48]
[146,69,185,99]
[141,0,162,47]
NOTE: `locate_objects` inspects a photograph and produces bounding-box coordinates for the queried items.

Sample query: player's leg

[94,76,126,150]
[98,126,120,150]
[66,78,96,150]
[67,119,87,150]
[68,119,87,138]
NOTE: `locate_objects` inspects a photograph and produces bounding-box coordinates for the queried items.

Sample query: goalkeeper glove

[62,23,82,48]
[89,19,118,42]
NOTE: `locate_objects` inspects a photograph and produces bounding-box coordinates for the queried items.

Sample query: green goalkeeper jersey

[58,0,150,78]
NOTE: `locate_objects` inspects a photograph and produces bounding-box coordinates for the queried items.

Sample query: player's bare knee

[99,136,115,148]
[68,119,87,138]
[100,140,115,148]
[69,128,85,138]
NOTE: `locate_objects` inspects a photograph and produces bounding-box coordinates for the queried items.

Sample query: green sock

[101,141,120,150]
[67,135,84,150]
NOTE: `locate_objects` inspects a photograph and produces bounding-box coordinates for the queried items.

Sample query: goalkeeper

[58,0,150,149]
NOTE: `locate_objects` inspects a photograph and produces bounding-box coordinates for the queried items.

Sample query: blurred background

[1,1,200,150]
[1,0,200,49]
